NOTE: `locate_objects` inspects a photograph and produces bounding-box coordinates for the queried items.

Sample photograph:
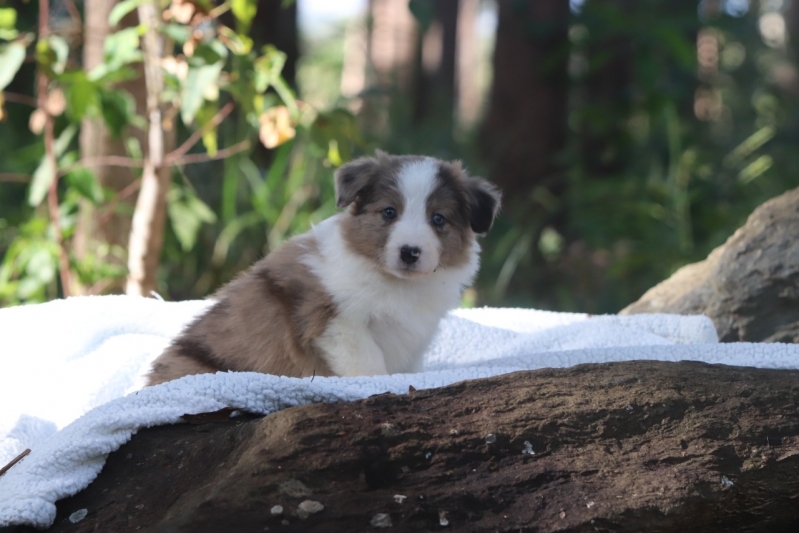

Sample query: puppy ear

[334,157,379,208]
[464,177,502,234]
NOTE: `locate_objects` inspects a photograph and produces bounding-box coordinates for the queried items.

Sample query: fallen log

[31,360,799,533]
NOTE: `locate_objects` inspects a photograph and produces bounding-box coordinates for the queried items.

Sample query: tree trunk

[481,0,570,206]
[74,0,147,295]
[41,361,799,532]
[361,0,420,134]
[125,2,173,297]
[412,0,459,129]
[455,0,481,130]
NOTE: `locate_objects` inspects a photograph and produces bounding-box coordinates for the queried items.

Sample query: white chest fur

[303,216,479,376]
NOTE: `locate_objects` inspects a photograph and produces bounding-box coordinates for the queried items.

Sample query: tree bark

[361,0,420,134]
[74,0,147,295]
[455,0,480,129]
[412,0,459,129]
[481,0,570,205]
[125,2,173,297]
[40,361,799,533]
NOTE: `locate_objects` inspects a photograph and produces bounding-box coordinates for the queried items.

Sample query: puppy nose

[400,245,421,264]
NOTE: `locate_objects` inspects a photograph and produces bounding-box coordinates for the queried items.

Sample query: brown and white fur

[146,152,501,385]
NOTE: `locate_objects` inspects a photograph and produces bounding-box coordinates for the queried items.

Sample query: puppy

[146,152,501,385]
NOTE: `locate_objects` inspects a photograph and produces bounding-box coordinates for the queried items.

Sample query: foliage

[2,0,798,313]
[0,0,361,305]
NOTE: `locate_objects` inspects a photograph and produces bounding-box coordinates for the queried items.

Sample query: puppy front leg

[315,319,389,376]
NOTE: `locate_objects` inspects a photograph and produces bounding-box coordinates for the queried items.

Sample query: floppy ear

[334,157,380,208]
[464,177,502,234]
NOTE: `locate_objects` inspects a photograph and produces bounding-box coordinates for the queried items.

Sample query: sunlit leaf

[167,185,217,251]
[162,23,191,44]
[191,40,228,66]
[0,7,15,28]
[54,124,78,157]
[61,70,100,121]
[231,0,258,31]
[738,155,773,184]
[723,126,775,168]
[196,103,218,156]
[125,136,143,160]
[48,35,69,74]
[218,25,253,55]
[90,27,142,81]
[253,46,286,93]
[28,157,56,206]
[109,0,146,27]
[180,62,224,125]
[0,41,26,91]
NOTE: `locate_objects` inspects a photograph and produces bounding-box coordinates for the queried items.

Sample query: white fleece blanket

[1,296,798,528]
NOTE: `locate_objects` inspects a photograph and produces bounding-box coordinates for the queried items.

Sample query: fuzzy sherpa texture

[1,295,798,528]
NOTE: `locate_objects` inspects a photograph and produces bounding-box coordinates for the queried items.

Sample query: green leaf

[54,124,78,157]
[61,71,100,121]
[66,168,104,205]
[253,46,286,93]
[28,157,56,207]
[125,136,143,160]
[190,40,228,66]
[0,8,17,30]
[218,25,252,55]
[90,27,142,81]
[231,0,258,31]
[109,0,145,27]
[180,62,224,125]
[99,87,135,137]
[162,23,191,44]
[167,186,217,251]
[196,103,218,156]
[48,35,69,74]
[0,41,26,91]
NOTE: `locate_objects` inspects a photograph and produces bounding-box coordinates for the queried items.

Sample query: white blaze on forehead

[385,158,442,275]
[396,158,439,211]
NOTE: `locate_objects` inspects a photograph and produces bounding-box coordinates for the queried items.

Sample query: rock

[26,361,799,533]
[621,186,799,342]
[370,513,393,528]
[296,500,324,519]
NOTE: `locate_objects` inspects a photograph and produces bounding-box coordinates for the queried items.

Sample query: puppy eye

[382,207,397,221]
[431,213,446,227]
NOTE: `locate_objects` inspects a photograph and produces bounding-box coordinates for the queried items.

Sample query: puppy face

[335,152,501,278]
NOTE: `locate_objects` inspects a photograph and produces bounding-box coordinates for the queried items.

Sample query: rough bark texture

[621,186,799,343]
[32,361,799,533]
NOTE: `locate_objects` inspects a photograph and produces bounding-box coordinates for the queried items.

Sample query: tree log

[35,361,799,533]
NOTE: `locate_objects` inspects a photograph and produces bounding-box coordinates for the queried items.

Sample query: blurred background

[0,0,797,312]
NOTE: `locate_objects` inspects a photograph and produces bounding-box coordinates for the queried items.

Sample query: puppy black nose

[400,245,421,264]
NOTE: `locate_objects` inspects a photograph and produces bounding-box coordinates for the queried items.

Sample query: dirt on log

[28,361,799,533]
[621,186,799,343]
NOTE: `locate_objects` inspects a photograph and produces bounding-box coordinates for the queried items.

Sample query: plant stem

[38,0,72,297]
[126,1,173,296]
